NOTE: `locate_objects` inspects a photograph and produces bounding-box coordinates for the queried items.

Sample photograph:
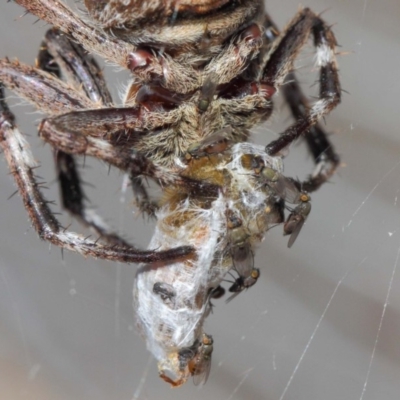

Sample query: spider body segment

[0,0,341,387]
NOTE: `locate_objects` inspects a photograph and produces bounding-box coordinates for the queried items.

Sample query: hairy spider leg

[0,58,180,180]
[263,13,340,193]
[0,85,193,262]
[38,28,129,246]
[39,28,157,225]
[261,9,341,164]
[15,0,135,70]
[0,87,193,263]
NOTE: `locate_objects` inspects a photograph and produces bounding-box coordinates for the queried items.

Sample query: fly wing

[271,175,302,204]
[192,355,212,386]
[231,243,254,277]
[284,202,311,248]
[192,336,213,386]
[199,126,233,151]
[198,72,219,112]
[285,216,305,248]
[187,126,233,157]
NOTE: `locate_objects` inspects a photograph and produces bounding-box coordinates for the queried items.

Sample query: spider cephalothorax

[0,0,341,386]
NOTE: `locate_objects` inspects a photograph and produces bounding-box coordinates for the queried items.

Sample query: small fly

[189,333,214,386]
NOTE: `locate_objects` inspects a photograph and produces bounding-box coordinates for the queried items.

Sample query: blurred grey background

[1,1,400,399]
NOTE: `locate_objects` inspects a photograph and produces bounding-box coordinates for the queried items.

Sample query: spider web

[1,0,400,399]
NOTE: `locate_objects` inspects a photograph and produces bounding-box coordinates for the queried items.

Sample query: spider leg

[204,23,264,86]
[0,86,193,263]
[55,151,136,247]
[261,9,341,164]
[39,29,157,234]
[0,58,172,135]
[40,103,182,139]
[281,74,340,192]
[0,58,95,114]
[38,29,113,106]
[39,118,220,197]
[37,115,178,184]
[262,13,340,192]
[14,0,134,70]
[0,59,179,181]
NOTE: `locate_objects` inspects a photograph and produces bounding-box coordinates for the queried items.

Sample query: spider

[0,0,341,387]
